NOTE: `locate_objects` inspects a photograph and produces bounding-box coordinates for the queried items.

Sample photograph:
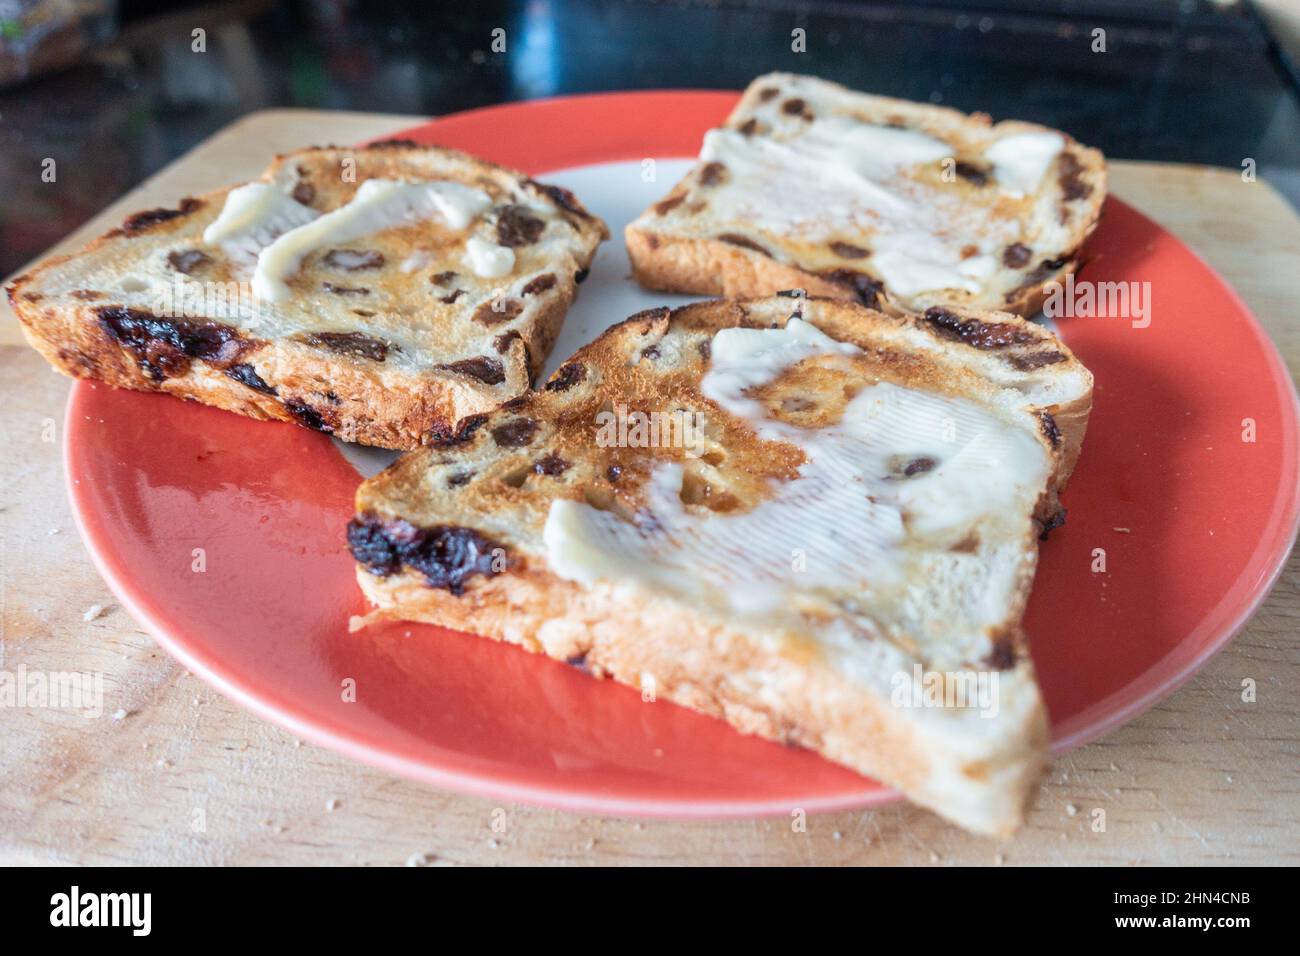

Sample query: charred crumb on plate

[574,267,589,284]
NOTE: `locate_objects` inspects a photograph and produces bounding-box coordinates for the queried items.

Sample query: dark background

[2,0,1298,276]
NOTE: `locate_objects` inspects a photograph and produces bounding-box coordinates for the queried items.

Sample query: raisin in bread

[627,73,1105,318]
[8,140,608,449]
[347,294,1093,835]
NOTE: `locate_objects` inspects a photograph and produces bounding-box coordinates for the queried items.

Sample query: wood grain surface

[1,110,1296,866]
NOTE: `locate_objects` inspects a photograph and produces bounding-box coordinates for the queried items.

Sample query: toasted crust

[9,143,608,449]
[348,295,1094,834]
[627,73,1106,318]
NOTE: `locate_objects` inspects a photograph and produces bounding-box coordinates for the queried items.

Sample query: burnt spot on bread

[954,161,990,186]
[283,400,334,433]
[365,138,421,150]
[737,118,760,136]
[545,362,585,392]
[821,269,884,308]
[302,330,389,361]
[473,298,524,326]
[321,282,370,296]
[20,291,43,302]
[606,464,622,482]
[292,181,316,205]
[225,363,276,395]
[699,162,728,187]
[1009,350,1066,371]
[1037,507,1067,540]
[97,306,255,380]
[71,290,103,300]
[1058,152,1092,201]
[718,233,769,255]
[641,344,661,361]
[1002,243,1032,269]
[322,249,385,271]
[121,197,204,235]
[533,453,570,476]
[531,181,591,220]
[654,194,686,216]
[448,470,474,487]
[758,87,779,102]
[949,531,981,554]
[347,512,504,595]
[829,241,869,260]
[1003,252,1077,304]
[441,356,505,386]
[491,418,539,448]
[431,270,458,286]
[167,249,212,275]
[1038,410,1062,447]
[921,306,1038,349]
[496,205,546,247]
[521,273,557,296]
[697,338,712,362]
[429,413,489,448]
[440,289,465,304]
[574,267,589,284]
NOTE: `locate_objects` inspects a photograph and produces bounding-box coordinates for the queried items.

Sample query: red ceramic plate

[65,92,1300,816]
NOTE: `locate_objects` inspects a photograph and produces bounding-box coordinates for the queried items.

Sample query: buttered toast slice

[9,141,608,449]
[628,73,1105,317]
[348,295,1092,834]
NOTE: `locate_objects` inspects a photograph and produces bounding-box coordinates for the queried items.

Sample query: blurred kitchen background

[2,0,1298,276]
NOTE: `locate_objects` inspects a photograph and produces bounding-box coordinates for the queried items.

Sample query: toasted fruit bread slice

[347,294,1093,835]
[627,73,1105,318]
[8,141,608,449]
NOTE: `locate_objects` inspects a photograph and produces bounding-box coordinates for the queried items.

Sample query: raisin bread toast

[627,73,1105,318]
[347,294,1093,835]
[8,141,608,449]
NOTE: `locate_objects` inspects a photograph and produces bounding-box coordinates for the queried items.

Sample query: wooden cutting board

[1,109,1297,866]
